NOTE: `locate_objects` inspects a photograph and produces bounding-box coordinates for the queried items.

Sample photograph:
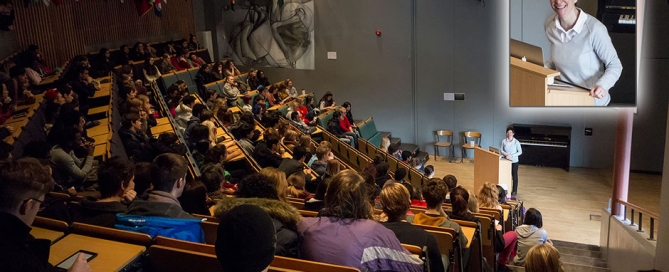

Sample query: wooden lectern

[510,57,595,106]
[474,147,512,197]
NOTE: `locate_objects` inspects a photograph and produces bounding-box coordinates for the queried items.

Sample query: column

[611,108,633,216]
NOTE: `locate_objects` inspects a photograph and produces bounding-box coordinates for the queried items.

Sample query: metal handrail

[617,199,659,241]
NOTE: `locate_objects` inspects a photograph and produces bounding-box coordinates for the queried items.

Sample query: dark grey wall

[192,0,667,172]
[0,31,19,61]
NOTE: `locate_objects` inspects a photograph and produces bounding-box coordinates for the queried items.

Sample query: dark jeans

[512,162,519,194]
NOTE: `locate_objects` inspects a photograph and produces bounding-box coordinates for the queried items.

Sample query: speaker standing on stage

[544,0,622,106]
[501,128,522,197]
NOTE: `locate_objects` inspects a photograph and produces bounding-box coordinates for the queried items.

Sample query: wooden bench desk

[49,234,145,272]
[31,227,65,243]
[156,117,170,126]
[152,124,174,135]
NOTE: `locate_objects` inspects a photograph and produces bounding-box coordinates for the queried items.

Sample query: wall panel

[11,0,194,67]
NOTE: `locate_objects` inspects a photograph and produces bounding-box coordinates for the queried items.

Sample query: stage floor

[430,156,661,245]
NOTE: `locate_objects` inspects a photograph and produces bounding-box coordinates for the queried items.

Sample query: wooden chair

[147,245,223,272]
[434,130,454,161]
[472,213,496,270]
[271,256,360,272]
[33,216,70,232]
[288,200,305,210]
[155,236,216,255]
[460,131,481,163]
[71,222,153,247]
[414,225,464,272]
[201,220,219,245]
[451,220,484,272]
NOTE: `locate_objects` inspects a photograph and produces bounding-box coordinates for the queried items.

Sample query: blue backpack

[115,214,205,243]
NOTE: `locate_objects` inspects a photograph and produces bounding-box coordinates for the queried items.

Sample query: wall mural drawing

[225,0,314,70]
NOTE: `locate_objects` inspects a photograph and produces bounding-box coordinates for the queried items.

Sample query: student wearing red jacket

[338,107,358,148]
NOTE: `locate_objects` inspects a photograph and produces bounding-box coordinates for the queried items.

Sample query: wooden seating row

[31,216,360,272]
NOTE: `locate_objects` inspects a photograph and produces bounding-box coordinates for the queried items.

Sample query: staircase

[380,131,431,163]
[509,240,610,272]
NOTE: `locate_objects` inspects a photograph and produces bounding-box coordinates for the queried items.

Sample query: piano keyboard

[519,141,568,148]
[618,14,636,25]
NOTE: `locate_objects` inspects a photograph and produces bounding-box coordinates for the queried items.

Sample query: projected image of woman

[544,0,622,106]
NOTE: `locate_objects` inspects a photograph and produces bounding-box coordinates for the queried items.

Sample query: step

[415,151,430,163]
[560,253,608,268]
[379,131,391,140]
[551,240,600,252]
[389,137,401,146]
[555,246,602,259]
[508,263,611,272]
[399,143,419,154]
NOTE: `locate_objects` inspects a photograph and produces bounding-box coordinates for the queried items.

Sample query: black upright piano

[511,124,572,172]
[597,0,636,33]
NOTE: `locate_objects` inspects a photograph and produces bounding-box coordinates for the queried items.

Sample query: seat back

[201,220,219,245]
[367,132,382,148]
[33,216,69,232]
[147,245,223,272]
[160,73,179,93]
[155,235,216,255]
[271,256,360,272]
[175,70,196,93]
[299,210,318,217]
[462,131,482,147]
[357,118,379,140]
[71,222,153,247]
[318,110,335,128]
[435,130,454,144]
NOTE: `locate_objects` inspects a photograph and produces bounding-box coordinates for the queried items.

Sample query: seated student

[75,157,136,228]
[374,162,392,189]
[133,162,153,197]
[223,60,241,77]
[286,172,311,199]
[478,183,503,211]
[380,182,445,272]
[178,179,210,216]
[202,144,245,183]
[278,146,313,179]
[321,159,341,182]
[175,95,196,130]
[282,130,299,152]
[214,173,301,257]
[338,106,358,147]
[289,111,315,135]
[221,76,240,106]
[143,58,162,84]
[125,153,198,219]
[259,167,289,202]
[195,64,213,97]
[237,122,256,155]
[298,170,423,271]
[182,104,208,143]
[497,184,508,205]
[342,101,355,124]
[50,127,98,190]
[7,66,36,106]
[425,165,435,179]
[175,51,192,70]
[381,137,391,152]
[327,110,354,146]
[283,78,298,98]
[199,163,228,201]
[443,174,458,203]
[524,244,564,272]
[253,133,283,168]
[189,53,205,67]
[215,205,276,272]
[318,91,336,111]
[69,67,98,117]
[409,178,466,249]
[0,158,91,272]
[303,177,328,212]
[511,208,550,267]
[159,53,177,74]
[119,112,150,162]
[383,168,412,194]
[191,140,210,167]
[205,89,218,109]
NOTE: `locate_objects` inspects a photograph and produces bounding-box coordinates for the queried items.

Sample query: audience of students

[75,157,136,228]
[215,173,300,257]
[380,182,445,272]
[297,170,423,271]
[0,158,91,272]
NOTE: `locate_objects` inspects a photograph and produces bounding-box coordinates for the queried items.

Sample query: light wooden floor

[429,156,662,246]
